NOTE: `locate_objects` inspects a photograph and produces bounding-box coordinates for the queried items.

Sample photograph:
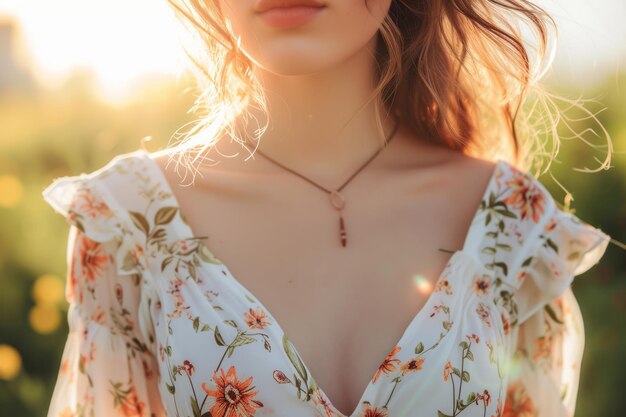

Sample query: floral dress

[42,150,611,417]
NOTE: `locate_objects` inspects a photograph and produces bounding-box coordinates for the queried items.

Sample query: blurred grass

[0,70,624,417]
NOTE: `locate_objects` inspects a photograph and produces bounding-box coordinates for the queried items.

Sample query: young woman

[43,1,615,416]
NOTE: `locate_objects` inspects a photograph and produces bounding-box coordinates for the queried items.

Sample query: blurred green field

[0,71,624,417]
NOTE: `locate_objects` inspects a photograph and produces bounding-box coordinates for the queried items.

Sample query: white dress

[42,150,611,417]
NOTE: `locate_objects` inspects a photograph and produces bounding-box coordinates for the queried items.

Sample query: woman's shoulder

[41,149,172,240]
[474,157,610,301]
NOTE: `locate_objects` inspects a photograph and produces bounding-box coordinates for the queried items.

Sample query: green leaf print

[295,375,302,399]
[231,333,256,347]
[494,208,517,218]
[198,244,222,265]
[154,206,178,225]
[214,326,226,346]
[129,211,150,236]
[150,227,167,240]
[190,395,201,417]
[226,346,236,358]
[121,251,138,273]
[544,303,565,325]
[567,250,581,262]
[521,255,534,267]
[282,334,308,384]
[545,238,559,253]
[494,262,508,275]
[223,319,238,328]
[161,256,174,271]
[466,392,476,403]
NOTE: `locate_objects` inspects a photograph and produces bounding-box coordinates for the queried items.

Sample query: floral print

[43,150,611,417]
[201,366,264,417]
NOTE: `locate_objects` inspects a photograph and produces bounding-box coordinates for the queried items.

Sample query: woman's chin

[252,51,342,76]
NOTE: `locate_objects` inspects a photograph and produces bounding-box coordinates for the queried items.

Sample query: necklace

[244,119,400,247]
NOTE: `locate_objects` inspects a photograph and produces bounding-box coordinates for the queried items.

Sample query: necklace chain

[244,119,401,247]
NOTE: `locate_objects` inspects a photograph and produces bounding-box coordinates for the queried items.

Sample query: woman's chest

[146,247,511,417]
[173,197,465,410]
[212,254,452,415]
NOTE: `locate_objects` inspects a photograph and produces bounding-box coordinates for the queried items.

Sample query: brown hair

[163,0,612,187]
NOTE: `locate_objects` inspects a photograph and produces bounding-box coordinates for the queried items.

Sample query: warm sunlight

[0,0,624,104]
[413,274,434,296]
[0,0,184,103]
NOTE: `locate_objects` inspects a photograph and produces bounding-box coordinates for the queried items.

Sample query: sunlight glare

[413,274,434,296]
[0,0,186,104]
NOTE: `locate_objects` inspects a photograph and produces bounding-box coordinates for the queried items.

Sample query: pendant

[329,190,347,247]
[339,212,347,247]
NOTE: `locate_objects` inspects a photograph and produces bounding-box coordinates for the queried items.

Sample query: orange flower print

[548,260,562,278]
[272,370,291,384]
[77,235,109,281]
[66,264,78,302]
[502,381,536,417]
[476,302,492,327]
[434,279,453,295]
[201,366,263,417]
[130,244,145,269]
[553,296,571,319]
[58,407,76,417]
[443,360,453,382]
[466,333,480,344]
[532,336,552,361]
[475,389,491,407]
[244,307,272,330]
[120,387,145,417]
[79,341,96,368]
[90,305,106,324]
[115,283,123,304]
[430,303,449,317]
[76,190,112,219]
[501,312,511,335]
[170,239,192,255]
[312,387,335,417]
[355,401,389,417]
[502,174,546,223]
[399,356,425,375]
[372,346,402,383]
[543,217,558,233]
[110,383,146,417]
[141,358,154,379]
[472,274,491,296]
[59,358,76,384]
[177,360,195,376]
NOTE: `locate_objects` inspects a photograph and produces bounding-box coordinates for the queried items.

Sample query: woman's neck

[228,37,399,181]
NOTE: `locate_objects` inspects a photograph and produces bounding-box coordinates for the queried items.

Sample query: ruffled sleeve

[504,206,611,417]
[42,175,165,417]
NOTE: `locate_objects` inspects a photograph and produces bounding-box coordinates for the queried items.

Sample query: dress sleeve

[43,176,166,417]
[503,207,611,417]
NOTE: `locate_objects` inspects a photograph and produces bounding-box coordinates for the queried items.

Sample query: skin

[154,1,498,414]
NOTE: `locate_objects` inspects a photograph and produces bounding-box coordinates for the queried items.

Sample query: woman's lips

[256,6,326,29]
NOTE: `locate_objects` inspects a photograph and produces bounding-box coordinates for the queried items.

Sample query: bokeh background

[0,1,624,416]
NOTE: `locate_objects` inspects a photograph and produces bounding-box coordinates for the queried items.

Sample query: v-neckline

[141,150,503,417]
